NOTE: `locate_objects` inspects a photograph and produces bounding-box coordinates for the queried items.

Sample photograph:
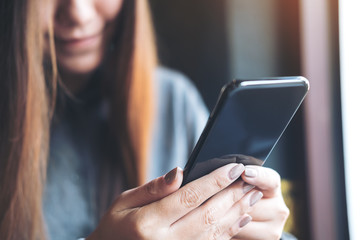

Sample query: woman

[0,0,290,239]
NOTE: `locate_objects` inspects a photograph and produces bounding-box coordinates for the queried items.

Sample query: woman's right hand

[87,163,262,240]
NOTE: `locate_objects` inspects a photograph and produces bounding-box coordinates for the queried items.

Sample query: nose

[56,0,97,27]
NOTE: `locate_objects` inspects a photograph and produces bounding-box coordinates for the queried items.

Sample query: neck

[59,70,94,94]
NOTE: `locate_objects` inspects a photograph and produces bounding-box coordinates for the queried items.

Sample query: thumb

[117,167,183,210]
[241,165,281,198]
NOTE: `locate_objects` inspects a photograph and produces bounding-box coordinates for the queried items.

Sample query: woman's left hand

[233,166,290,240]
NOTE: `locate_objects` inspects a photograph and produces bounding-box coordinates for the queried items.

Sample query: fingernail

[239,215,252,228]
[250,191,263,206]
[242,183,255,194]
[165,167,178,184]
[245,167,257,178]
[229,164,245,180]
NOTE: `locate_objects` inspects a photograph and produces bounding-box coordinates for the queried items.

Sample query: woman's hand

[232,166,290,240]
[87,163,262,240]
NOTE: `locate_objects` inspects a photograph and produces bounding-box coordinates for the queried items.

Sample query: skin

[43,0,123,92]
[87,165,289,240]
[43,0,289,239]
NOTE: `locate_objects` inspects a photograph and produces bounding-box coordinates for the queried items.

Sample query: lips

[55,33,102,53]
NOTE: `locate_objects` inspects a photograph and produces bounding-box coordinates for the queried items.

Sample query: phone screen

[182,78,309,185]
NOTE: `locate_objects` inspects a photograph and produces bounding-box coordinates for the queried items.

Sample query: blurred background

[150,0,359,239]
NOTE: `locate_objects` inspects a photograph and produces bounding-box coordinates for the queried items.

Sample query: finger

[116,167,183,210]
[241,166,281,197]
[172,187,262,239]
[147,163,245,225]
[232,221,284,240]
[170,180,255,230]
[247,196,289,222]
[209,190,261,240]
[220,214,252,240]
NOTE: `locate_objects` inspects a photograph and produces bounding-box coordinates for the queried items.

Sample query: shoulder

[153,66,209,126]
[154,66,192,87]
[153,66,208,119]
[154,66,201,100]
[148,67,209,179]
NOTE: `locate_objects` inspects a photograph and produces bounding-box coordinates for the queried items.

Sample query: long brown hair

[0,0,157,239]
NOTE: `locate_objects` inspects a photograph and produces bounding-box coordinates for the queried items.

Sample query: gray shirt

[43,67,209,239]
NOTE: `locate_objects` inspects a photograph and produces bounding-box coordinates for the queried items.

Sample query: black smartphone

[182,77,309,185]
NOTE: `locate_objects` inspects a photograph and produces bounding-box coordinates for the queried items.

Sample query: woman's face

[43,0,124,75]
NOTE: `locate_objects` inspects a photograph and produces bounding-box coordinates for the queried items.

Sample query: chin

[57,51,104,75]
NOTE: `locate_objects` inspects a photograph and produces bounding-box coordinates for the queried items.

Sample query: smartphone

[182,77,309,185]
